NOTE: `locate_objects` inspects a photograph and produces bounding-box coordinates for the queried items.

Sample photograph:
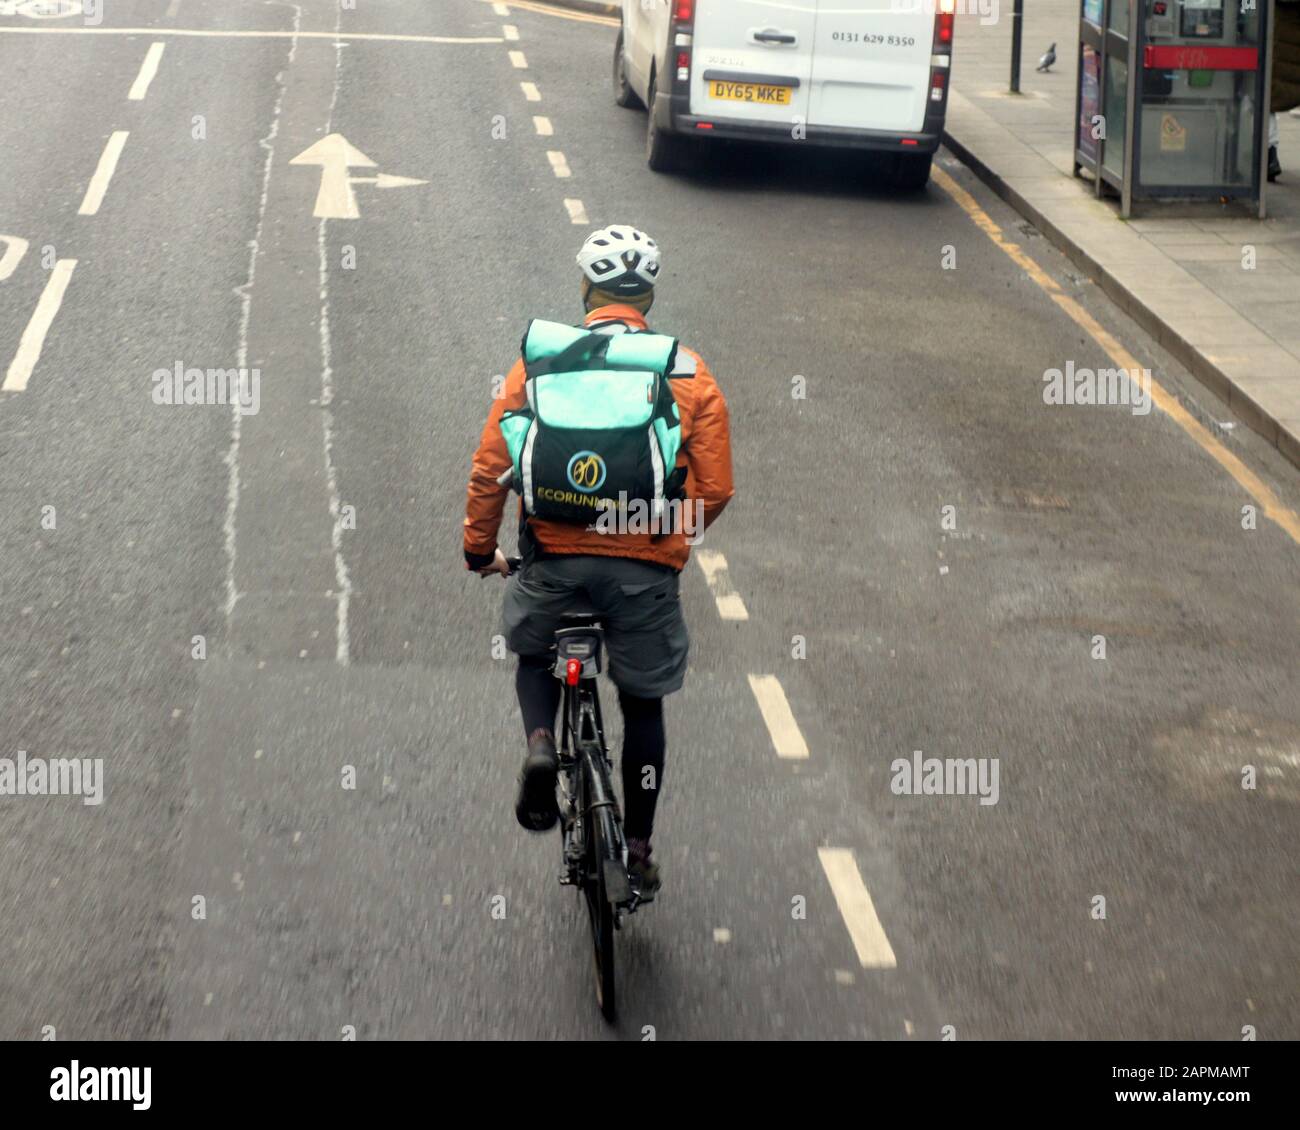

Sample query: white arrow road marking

[291,133,373,220]
[0,234,29,281]
[128,42,165,100]
[747,674,809,759]
[350,173,429,189]
[818,848,898,969]
[3,259,77,392]
[78,130,129,215]
[289,134,426,219]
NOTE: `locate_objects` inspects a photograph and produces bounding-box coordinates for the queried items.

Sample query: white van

[615,0,955,189]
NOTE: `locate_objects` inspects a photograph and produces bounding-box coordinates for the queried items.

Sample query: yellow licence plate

[708,80,793,106]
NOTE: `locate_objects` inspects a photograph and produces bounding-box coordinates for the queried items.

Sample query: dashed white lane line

[493,1,509,12]
[503,24,520,40]
[2,259,78,393]
[521,81,540,101]
[78,130,130,216]
[747,674,809,760]
[533,115,553,136]
[0,234,28,281]
[127,42,166,101]
[546,150,571,178]
[818,848,898,969]
[694,548,749,620]
[509,49,528,69]
[563,198,588,224]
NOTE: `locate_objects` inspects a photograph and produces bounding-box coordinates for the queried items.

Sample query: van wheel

[646,74,688,172]
[892,152,932,191]
[613,29,642,109]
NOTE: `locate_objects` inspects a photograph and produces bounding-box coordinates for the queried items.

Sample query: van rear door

[689,0,817,126]
[807,0,935,133]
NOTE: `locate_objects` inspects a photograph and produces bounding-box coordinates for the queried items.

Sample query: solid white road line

[747,674,809,760]
[128,42,166,100]
[0,27,503,45]
[3,260,78,393]
[533,115,553,136]
[77,131,129,215]
[818,848,898,969]
[563,199,588,224]
[546,150,571,178]
[521,81,541,101]
[695,548,749,620]
[509,50,528,68]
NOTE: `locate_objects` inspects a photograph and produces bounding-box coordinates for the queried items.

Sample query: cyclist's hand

[474,548,511,578]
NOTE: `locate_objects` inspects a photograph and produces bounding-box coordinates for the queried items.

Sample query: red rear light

[565,658,582,686]
[677,50,690,69]
[901,138,919,146]
[674,0,694,22]
[936,0,954,46]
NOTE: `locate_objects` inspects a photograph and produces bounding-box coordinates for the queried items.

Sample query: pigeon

[1036,43,1056,72]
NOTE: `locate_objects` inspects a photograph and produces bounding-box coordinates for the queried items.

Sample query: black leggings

[516,655,665,842]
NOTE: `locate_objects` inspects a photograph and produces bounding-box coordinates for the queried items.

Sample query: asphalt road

[0,0,1296,1041]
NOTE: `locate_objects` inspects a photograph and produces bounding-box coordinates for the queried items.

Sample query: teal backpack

[499,320,686,525]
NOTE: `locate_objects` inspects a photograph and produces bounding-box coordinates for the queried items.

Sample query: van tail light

[935,0,954,47]
[929,71,947,102]
[677,49,690,83]
[674,0,694,24]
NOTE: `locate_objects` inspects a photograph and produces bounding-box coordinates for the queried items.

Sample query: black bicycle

[506,557,647,1021]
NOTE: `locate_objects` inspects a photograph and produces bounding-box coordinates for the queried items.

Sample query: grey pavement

[0,0,1296,1043]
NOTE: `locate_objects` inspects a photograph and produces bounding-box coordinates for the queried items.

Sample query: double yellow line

[933,165,1300,546]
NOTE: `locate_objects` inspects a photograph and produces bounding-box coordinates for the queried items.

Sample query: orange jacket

[464,305,734,572]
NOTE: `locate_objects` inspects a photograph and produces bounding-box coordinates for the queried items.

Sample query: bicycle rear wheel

[581,754,617,1021]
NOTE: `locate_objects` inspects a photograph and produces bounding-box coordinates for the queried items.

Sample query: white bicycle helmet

[576,225,661,297]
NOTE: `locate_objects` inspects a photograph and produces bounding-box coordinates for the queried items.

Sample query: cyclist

[463,225,734,896]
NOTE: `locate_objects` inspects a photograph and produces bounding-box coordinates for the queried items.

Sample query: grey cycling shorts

[501,555,689,699]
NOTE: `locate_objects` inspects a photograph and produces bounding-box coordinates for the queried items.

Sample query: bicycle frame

[559,675,633,910]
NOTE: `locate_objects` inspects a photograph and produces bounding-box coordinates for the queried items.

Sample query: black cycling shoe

[627,838,661,901]
[515,729,559,832]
